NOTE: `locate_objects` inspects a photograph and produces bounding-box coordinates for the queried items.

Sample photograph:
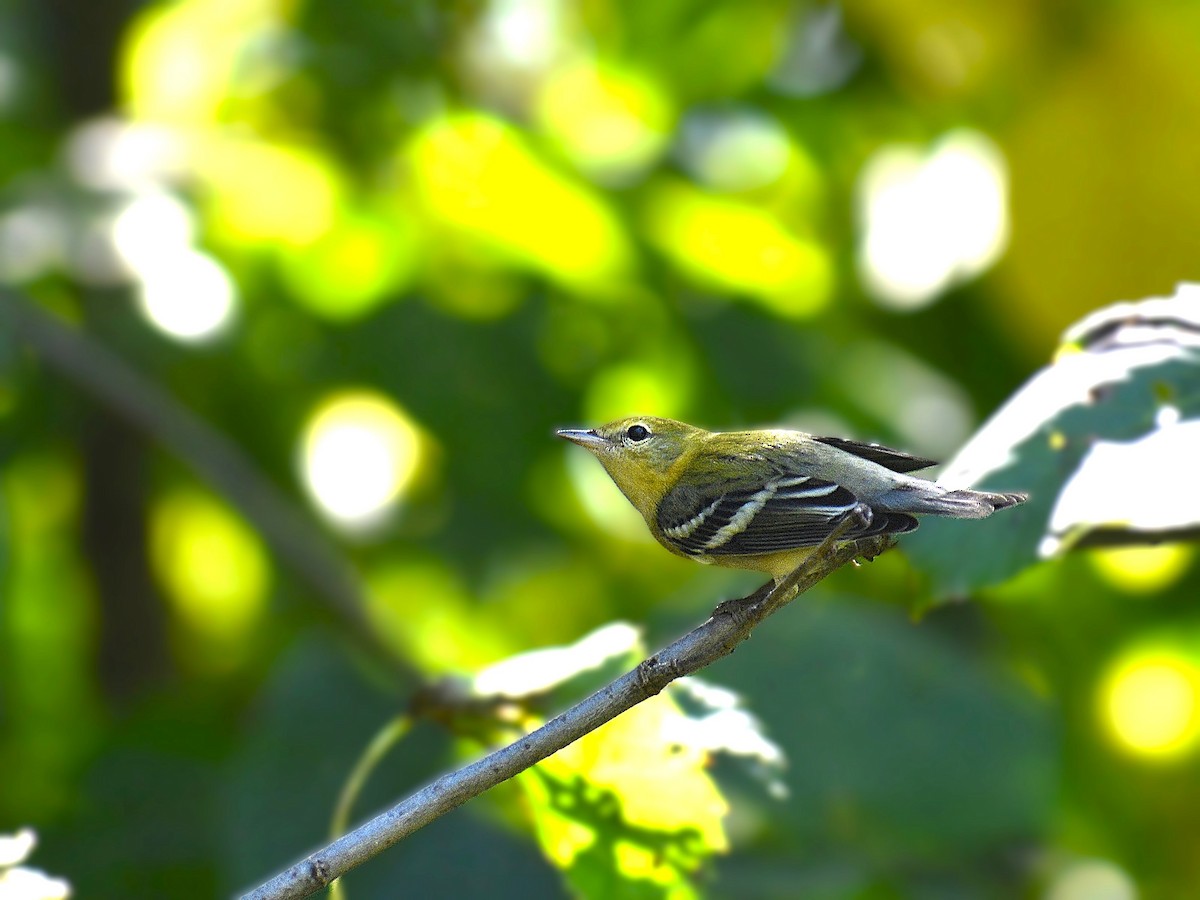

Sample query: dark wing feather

[812,436,937,473]
[656,475,918,557]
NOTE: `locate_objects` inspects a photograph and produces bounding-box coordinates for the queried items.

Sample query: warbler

[558,416,1026,582]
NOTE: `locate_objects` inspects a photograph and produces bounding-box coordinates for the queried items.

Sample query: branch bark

[242,514,891,900]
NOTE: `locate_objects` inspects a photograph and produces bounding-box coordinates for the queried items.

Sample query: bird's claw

[849,502,873,530]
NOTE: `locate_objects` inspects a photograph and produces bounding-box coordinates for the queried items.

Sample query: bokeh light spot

[66,117,186,191]
[408,113,632,291]
[137,248,236,342]
[679,109,793,192]
[202,140,342,247]
[857,129,1008,310]
[110,191,195,272]
[536,58,672,181]
[644,180,831,316]
[150,488,269,659]
[300,392,423,530]
[475,0,564,70]
[108,191,238,343]
[0,828,37,867]
[1091,544,1192,594]
[1046,858,1138,900]
[121,0,291,127]
[1100,649,1200,759]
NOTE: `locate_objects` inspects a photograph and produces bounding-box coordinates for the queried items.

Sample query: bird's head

[556,416,705,517]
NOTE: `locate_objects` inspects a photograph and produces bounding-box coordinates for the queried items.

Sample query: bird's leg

[853,534,894,563]
[710,504,877,619]
[749,504,875,618]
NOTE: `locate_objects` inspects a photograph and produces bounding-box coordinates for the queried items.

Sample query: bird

[557,416,1026,583]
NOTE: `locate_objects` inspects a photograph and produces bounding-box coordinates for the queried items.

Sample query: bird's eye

[626,424,651,442]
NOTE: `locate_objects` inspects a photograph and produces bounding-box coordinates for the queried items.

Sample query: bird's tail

[888,484,1028,519]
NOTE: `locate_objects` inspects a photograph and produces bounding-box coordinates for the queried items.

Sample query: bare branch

[241,509,890,900]
[3,292,392,663]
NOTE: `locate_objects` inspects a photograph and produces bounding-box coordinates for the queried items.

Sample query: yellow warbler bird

[558,416,1026,582]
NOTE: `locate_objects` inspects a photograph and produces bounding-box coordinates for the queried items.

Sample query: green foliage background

[2,0,1200,897]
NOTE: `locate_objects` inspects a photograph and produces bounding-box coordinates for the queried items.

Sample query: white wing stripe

[663,496,724,539]
[800,502,858,515]
[774,482,840,499]
[703,485,776,550]
[773,476,812,488]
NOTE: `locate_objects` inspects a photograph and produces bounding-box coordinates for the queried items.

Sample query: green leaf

[905,285,1200,597]
[707,597,1055,885]
[521,691,729,899]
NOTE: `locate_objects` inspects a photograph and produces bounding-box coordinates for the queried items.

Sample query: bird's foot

[711,580,774,617]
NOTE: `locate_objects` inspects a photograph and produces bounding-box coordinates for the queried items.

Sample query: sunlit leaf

[522,691,729,900]
[472,622,642,700]
[905,284,1200,596]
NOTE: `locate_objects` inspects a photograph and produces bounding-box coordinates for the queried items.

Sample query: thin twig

[328,715,415,900]
[241,508,890,900]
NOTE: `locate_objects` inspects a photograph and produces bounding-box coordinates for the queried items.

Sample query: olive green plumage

[558,416,1026,581]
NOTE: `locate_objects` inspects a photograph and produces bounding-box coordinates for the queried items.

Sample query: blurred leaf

[48,701,226,897]
[906,284,1200,597]
[709,596,1054,890]
[221,637,420,891]
[277,203,418,321]
[13,0,1200,894]
[609,0,792,101]
[200,137,344,248]
[535,57,674,182]
[0,458,8,602]
[405,112,635,294]
[0,454,99,821]
[121,0,297,128]
[149,486,271,670]
[642,179,832,317]
[472,621,642,700]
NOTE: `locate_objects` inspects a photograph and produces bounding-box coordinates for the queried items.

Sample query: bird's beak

[556,428,608,449]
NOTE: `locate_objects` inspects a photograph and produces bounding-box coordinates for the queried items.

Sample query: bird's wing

[811,436,937,473]
[655,471,916,557]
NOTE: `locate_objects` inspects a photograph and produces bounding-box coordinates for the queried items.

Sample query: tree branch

[241,510,891,900]
[2,291,398,668]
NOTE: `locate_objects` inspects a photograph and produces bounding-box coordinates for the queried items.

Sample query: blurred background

[2,0,1200,897]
